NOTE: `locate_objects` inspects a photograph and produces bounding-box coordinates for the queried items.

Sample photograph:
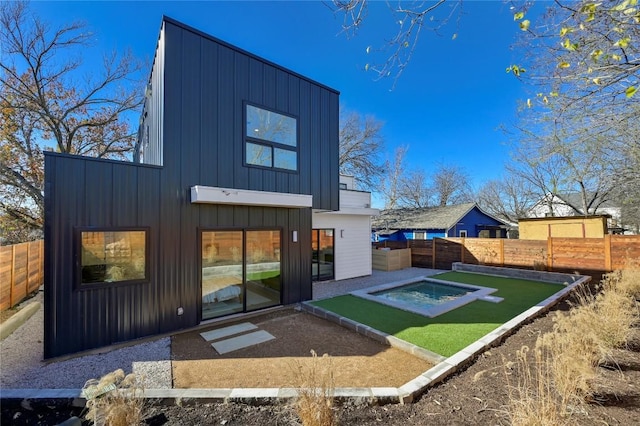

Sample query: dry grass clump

[506,268,640,424]
[540,315,600,404]
[603,266,640,300]
[293,350,337,426]
[505,345,567,426]
[83,369,146,426]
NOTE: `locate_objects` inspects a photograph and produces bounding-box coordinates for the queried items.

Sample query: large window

[245,104,298,171]
[201,229,281,320]
[78,229,148,287]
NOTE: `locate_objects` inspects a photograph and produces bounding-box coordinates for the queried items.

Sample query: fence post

[547,237,553,271]
[432,238,436,269]
[10,245,16,308]
[26,242,31,294]
[40,240,44,287]
[499,239,505,266]
[460,237,465,264]
[604,234,612,271]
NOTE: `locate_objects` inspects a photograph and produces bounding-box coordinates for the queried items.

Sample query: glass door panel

[311,229,319,279]
[312,229,334,281]
[245,230,281,311]
[201,231,244,320]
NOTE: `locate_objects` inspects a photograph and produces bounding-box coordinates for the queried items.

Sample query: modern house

[372,203,507,241]
[43,17,348,358]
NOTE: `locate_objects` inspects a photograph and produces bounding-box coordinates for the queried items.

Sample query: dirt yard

[171,309,433,388]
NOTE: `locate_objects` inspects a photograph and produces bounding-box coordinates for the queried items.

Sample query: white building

[312,175,379,281]
[528,192,624,233]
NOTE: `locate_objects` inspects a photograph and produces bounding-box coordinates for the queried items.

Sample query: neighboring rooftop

[372,203,482,231]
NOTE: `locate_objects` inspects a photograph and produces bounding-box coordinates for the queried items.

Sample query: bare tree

[0,1,144,242]
[398,168,430,208]
[329,0,462,87]
[429,163,474,207]
[339,107,385,189]
[508,99,619,218]
[477,173,537,224]
[378,145,408,209]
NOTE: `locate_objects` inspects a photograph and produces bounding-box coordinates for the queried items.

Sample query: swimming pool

[351,277,502,318]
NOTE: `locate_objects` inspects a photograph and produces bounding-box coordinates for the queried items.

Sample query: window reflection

[246,105,296,147]
[80,230,147,285]
[246,230,281,311]
[201,231,244,319]
[201,229,281,320]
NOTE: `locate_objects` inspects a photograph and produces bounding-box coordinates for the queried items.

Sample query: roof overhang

[191,185,312,208]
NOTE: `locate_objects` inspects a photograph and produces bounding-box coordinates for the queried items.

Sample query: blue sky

[31,1,534,205]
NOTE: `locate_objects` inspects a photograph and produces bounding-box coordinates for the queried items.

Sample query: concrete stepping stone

[211,330,275,354]
[479,295,504,303]
[200,322,257,342]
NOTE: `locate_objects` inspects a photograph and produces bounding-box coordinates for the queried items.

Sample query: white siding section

[313,213,373,281]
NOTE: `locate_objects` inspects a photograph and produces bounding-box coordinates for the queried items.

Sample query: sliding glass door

[201,229,281,321]
[246,230,281,311]
[312,229,334,281]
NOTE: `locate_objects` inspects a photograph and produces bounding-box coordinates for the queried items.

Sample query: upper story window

[245,104,298,172]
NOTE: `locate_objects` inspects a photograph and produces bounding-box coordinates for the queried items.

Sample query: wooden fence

[373,235,640,276]
[0,240,44,311]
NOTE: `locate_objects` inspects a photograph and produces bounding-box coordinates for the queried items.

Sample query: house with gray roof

[372,203,508,241]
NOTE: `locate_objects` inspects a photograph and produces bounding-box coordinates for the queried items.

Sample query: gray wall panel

[200,40,218,187]
[179,28,203,325]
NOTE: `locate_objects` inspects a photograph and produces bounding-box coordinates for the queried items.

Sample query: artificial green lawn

[312,272,563,357]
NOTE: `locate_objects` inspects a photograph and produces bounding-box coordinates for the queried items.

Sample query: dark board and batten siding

[44,153,312,358]
[158,18,339,211]
[44,17,336,358]
[44,154,163,358]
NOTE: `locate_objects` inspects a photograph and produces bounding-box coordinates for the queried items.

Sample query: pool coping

[350,276,500,318]
[1,265,591,406]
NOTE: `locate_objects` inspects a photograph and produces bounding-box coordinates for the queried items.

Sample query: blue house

[372,203,507,241]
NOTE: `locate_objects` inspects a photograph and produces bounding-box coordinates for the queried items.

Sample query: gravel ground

[1,268,436,391]
[0,290,172,390]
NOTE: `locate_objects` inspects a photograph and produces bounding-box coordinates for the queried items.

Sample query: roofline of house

[518,214,612,222]
[161,16,340,95]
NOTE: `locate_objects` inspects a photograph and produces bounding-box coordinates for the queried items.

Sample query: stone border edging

[0,301,41,341]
